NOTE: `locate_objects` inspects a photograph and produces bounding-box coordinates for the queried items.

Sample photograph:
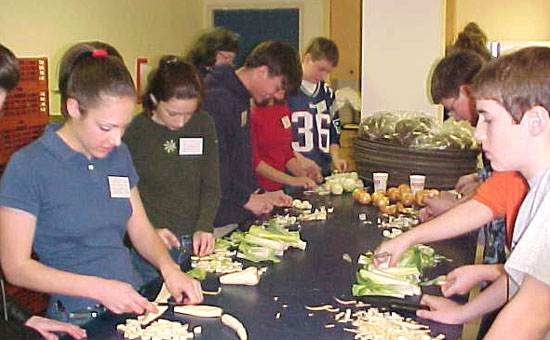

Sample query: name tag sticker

[108,176,131,198]
[315,100,328,113]
[241,110,248,127]
[179,137,203,155]
[281,116,291,129]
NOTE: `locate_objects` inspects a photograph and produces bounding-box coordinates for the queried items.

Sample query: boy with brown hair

[202,40,302,234]
[417,47,550,339]
[288,37,347,180]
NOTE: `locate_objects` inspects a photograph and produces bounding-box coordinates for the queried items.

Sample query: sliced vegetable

[221,313,248,340]
[186,267,206,280]
[420,275,447,286]
[237,242,280,263]
[353,245,451,298]
[219,267,260,286]
[173,305,223,318]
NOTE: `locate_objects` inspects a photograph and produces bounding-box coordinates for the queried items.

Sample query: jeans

[131,234,193,285]
[46,300,107,327]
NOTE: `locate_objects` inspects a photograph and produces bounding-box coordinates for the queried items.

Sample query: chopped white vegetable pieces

[351,308,445,340]
[299,206,328,221]
[117,318,193,340]
[191,250,243,274]
[292,199,312,210]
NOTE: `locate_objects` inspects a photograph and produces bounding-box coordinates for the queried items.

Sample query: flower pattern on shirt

[163,139,177,154]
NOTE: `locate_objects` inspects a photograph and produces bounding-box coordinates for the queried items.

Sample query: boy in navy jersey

[288,37,348,179]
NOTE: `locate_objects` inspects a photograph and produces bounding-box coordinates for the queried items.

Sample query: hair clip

[92,50,108,58]
[165,56,179,64]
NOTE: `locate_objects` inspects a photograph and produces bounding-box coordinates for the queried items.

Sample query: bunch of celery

[352,245,451,298]
[236,224,307,263]
[353,254,421,298]
[395,244,451,274]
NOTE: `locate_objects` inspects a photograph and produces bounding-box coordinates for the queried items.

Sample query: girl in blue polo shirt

[0,42,203,326]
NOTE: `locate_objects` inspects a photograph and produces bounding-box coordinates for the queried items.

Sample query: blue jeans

[131,234,193,285]
[46,299,107,327]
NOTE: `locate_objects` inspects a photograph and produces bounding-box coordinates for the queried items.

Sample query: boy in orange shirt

[376,171,527,303]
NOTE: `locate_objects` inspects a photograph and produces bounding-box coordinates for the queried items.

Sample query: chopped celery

[237,242,280,263]
[186,267,207,281]
[420,275,447,286]
[353,244,451,298]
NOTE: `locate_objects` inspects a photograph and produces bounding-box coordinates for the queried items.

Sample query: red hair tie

[92,50,108,58]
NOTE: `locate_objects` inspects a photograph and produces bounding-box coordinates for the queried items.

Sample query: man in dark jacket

[202,41,302,235]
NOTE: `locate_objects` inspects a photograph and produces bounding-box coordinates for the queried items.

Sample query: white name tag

[179,137,203,155]
[108,176,131,198]
[240,110,248,127]
[314,100,328,113]
[281,115,291,129]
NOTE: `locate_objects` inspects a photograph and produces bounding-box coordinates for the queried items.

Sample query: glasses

[217,51,235,65]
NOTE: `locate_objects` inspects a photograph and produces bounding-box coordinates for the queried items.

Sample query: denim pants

[46,299,107,327]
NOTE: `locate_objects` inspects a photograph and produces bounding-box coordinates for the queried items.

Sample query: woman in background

[185,27,240,78]
[124,56,220,284]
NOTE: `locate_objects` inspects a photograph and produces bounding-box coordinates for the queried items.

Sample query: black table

[74,193,477,340]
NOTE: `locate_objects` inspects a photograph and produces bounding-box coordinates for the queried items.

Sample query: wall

[362,0,446,119]
[202,0,330,54]
[330,0,361,91]
[0,0,204,115]
[456,0,550,41]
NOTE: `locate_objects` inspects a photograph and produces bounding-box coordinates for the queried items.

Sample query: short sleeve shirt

[287,80,341,174]
[473,171,528,246]
[251,103,295,191]
[0,124,142,311]
[505,169,550,340]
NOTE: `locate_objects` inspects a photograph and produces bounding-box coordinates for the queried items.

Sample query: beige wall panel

[456,0,550,41]
[0,0,204,115]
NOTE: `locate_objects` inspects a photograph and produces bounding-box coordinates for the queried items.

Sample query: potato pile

[352,184,439,215]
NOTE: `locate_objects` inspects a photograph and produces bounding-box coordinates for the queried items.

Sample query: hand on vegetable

[289,176,317,189]
[416,295,466,325]
[193,231,214,256]
[373,235,411,267]
[263,190,292,207]
[332,157,349,172]
[296,154,323,183]
[95,278,157,315]
[156,228,180,249]
[163,266,203,305]
[244,194,273,215]
[442,264,503,297]
[25,316,87,340]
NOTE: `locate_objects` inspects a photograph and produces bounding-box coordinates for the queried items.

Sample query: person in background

[251,89,317,192]
[185,27,240,78]
[428,22,491,209]
[381,24,528,339]
[0,42,202,327]
[202,40,302,237]
[426,22,516,267]
[124,56,220,284]
[288,37,347,180]
[419,47,550,340]
[0,43,86,340]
